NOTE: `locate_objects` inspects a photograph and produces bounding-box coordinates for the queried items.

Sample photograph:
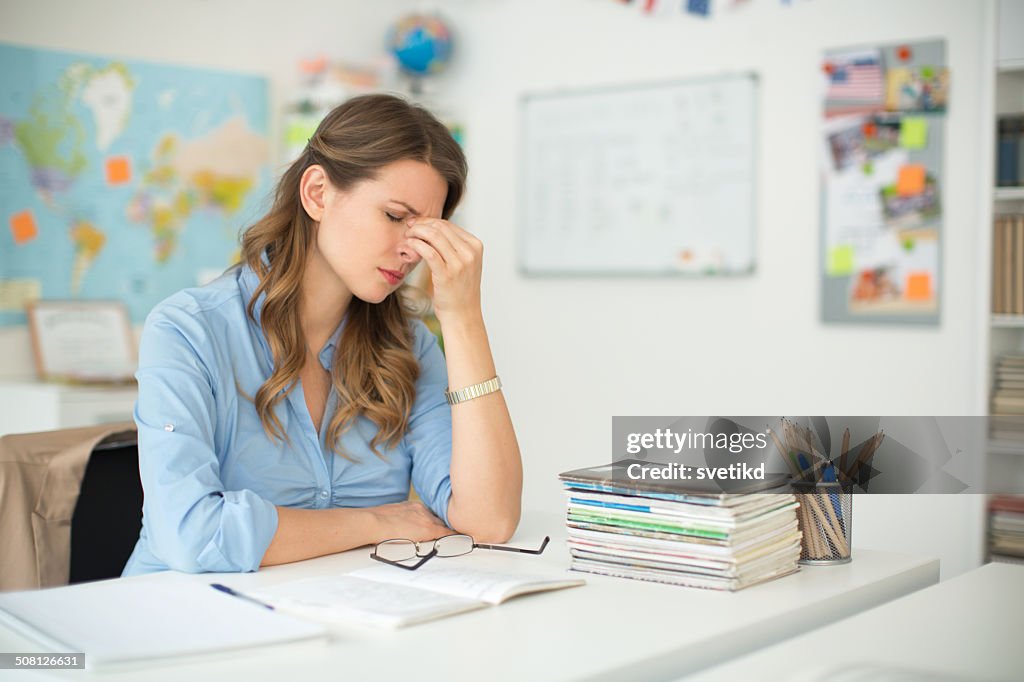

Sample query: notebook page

[0,577,327,670]
[350,564,585,605]
[248,575,485,628]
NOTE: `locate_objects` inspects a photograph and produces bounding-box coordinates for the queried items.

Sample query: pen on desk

[210,583,275,610]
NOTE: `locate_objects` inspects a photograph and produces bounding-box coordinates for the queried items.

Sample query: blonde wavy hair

[238,94,467,459]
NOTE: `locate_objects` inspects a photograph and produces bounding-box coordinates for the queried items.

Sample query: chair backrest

[69,438,142,584]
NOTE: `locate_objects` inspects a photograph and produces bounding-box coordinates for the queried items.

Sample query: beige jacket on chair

[0,422,137,592]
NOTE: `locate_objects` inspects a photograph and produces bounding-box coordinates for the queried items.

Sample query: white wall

[0,0,994,577]
[427,0,991,578]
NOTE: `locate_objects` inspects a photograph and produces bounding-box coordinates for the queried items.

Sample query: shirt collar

[310,320,342,371]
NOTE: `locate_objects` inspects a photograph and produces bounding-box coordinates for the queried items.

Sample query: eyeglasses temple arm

[474,535,550,555]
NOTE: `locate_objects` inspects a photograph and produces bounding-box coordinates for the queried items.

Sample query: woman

[122,94,522,575]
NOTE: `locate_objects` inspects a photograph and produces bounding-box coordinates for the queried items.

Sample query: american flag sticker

[825,50,885,103]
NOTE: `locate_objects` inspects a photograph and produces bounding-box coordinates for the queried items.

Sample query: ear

[299,165,329,221]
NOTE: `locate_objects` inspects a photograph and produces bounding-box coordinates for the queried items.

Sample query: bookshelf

[983,0,1024,565]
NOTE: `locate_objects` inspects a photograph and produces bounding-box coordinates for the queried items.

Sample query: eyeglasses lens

[434,534,474,557]
[375,539,417,562]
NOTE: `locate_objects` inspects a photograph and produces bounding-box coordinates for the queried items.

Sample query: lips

[379,268,404,285]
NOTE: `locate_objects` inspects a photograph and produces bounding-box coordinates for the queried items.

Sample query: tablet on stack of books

[558,459,802,591]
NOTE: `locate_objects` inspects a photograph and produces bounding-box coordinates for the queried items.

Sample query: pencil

[797,500,818,557]
[782,420,803,478]
[845,431,880,483]
[858,431,884,489]
[801,497,825,558]
[768,426,802,478]
[807,493,848,556]
[839,427,851,477]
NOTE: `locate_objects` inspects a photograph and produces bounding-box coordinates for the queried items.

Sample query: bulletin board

[820,40,947,325]
[519,74,758,275]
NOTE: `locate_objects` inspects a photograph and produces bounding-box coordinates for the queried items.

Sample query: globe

[387,14,453,77]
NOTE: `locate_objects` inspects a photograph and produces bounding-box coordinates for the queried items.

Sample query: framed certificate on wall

[26,300,137,383]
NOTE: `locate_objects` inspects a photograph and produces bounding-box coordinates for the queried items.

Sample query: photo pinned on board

[885,66,949,112]
[827,113,905,173]
[880,171,941,228]
[850,266,900,305]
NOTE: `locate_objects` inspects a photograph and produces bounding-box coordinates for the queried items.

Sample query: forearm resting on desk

[259,501,451,567]
[260,506,374,567]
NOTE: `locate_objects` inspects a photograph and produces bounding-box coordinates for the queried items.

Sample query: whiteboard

[519,74,758,275]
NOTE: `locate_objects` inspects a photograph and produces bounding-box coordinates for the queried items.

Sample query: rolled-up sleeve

[404,322,453,525]
[134,308,278,573]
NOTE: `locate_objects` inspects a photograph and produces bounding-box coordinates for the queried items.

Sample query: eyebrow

[387,199,422,216]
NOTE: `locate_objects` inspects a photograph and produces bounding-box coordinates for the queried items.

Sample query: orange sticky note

[896,164,926,196]
[905,272,932,301]
[105,156,132,185]
[9,210,38,245]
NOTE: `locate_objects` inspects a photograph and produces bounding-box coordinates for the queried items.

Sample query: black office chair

[68,435,143,584]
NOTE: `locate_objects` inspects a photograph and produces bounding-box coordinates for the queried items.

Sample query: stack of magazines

[559,460,802,591]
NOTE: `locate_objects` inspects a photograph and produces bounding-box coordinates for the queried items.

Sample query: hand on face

[403,217,483,323]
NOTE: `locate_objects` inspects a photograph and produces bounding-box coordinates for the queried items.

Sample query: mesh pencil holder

[791,480,853,565]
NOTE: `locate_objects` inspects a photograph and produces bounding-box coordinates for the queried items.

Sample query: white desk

[0,511,938,681]
[688,561,1024,682]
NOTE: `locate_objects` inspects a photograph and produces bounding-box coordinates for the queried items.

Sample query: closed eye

[385,212,405,223]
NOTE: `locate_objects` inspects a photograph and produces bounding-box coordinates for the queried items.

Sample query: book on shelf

[997,115,1024,188]
[991,355,1024,416]
[558,460,801,592]
[247,564,584,629]
[988,495,1024,560]
[992,215,1024,315]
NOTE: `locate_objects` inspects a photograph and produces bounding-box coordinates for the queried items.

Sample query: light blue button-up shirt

[122,263,453,575]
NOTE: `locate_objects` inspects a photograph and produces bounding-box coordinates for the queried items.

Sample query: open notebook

[0,577,327,671]
[249,563,586,628]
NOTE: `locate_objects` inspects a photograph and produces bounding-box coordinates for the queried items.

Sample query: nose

[398,235,422,265]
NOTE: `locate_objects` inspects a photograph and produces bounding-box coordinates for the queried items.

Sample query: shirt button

[164,423,175,432]
[319,490,329,499]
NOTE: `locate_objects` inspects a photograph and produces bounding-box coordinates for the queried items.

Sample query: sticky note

[105,156,132,185]
[9,210,38,245]
[905,272,932,301]
[827,245,855,276]
[896,164,926,196]
[899,117,928,149]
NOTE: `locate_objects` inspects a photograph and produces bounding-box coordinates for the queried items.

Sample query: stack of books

[991,355,1024,417]
[989,495,1024,563]
[559,460,802,591]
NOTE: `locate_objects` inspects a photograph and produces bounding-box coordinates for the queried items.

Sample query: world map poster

[0,43,271,325]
